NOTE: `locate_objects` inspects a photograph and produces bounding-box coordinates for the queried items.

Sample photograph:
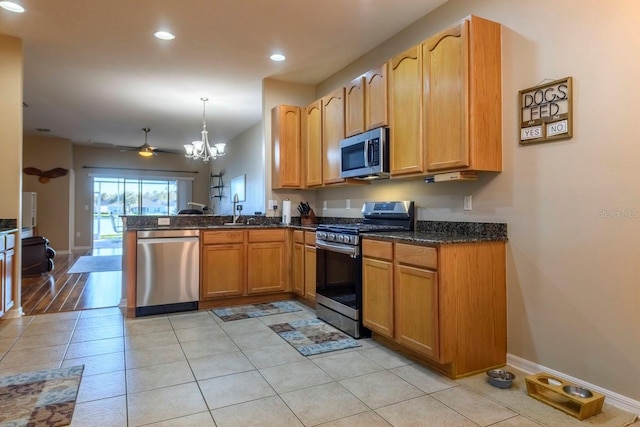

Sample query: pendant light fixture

[184,97,226,162]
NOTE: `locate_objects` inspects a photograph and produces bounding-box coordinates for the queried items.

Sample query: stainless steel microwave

[339,127,389,179]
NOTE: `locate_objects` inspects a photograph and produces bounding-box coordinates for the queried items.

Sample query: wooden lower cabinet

[292,231,305,296]
[292,230,317,303]
[0,233,16,316]
[362,238,506,378]
[201,229,288,299]
[201,242,245,298]
[362,256,393,338]
[303,236,316,302]
[395,264,438,358]
[247,241,286,294]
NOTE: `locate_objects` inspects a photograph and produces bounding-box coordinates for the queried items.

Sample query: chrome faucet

[232,193,239,223]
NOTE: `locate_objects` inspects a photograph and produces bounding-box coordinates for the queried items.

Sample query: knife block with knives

[297,202,317,225]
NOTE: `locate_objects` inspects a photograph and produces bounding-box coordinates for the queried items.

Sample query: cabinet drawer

[362,239,393,260]
[304,231,316,246]
[395,243,437,270]
[248,229,286,243]
[6,233,15,250]
[293,230,304,243]
[202,230,244,245]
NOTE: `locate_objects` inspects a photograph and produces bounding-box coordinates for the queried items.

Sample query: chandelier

[184,97,226,162]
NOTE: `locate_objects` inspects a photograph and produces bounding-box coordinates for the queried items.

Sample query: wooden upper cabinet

[345,76,365,137]
[389,46,424,177]
[364,62,388,131]
[322,88,346,185]
[424,16,502,173]
[345,63,388,138]
[272,105,302,189]
[304,100,323,188]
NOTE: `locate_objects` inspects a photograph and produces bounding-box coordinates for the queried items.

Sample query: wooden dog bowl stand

[525,373,605,420]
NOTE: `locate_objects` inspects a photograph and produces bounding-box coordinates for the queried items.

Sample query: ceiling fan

[117,128,178,156]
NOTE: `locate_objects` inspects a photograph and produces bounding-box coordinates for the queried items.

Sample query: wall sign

[519,77,573,144]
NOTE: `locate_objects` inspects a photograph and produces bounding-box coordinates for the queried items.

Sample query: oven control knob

[344,235,352,244]
[337,235,344,242]
[317,232,326,239]
[329,233,336,241]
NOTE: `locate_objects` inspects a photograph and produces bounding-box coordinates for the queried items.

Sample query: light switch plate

[464,195,472,211]
[158,217,170,226]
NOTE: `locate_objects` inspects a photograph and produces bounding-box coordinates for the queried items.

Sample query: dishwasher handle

[137,237,199,245]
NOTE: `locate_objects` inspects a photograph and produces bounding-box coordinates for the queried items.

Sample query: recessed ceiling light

[154,31,175,41]
[0,1,25,13]
[270,54,286,62]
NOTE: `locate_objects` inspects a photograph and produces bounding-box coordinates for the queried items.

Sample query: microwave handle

[363,139,370,167]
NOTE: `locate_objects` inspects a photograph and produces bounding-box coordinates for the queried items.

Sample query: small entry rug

[67,255,122,274]
[0,365,84,427]
[212,301,302,321]
[270,318,361,356]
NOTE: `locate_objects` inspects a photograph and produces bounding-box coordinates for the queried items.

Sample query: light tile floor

[0,302,547,426]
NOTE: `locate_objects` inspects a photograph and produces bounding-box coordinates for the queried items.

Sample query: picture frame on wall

[519,77,573,145]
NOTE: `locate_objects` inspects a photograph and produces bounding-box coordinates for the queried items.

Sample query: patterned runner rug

[212,301,301,322]
[0,365,84,427]
[269,318,361,356]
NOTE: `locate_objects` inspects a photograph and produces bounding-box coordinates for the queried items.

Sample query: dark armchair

[22,236,56,275]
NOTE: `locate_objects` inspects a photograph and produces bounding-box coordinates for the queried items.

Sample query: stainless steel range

[315,201,414,338]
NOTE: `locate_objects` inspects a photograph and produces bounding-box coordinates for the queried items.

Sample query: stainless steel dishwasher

[136,229,200,316]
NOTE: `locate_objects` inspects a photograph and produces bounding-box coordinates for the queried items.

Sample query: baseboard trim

[507,353,640,416]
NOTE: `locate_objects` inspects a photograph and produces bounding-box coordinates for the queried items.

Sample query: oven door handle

[316,240,359,257]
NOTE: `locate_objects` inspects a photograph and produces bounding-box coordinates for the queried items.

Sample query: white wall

[211,121,265,216]
[309,0,640,402]
[0,35,22,221]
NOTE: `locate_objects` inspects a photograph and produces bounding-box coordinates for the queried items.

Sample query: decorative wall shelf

[210,173,224,200]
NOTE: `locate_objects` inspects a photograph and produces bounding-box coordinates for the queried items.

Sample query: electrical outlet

[158,217,170,226]
[268,200,277,210]
[464,195,472,211]
[346,199,351,210]
[236,205,243,212]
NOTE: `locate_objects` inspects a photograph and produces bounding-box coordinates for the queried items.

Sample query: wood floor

[21,249,122,315]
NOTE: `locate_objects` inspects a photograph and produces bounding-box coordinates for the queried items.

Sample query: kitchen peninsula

[121,214,507,378]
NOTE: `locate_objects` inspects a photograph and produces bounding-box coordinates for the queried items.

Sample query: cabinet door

[4,248,14,312]
[345,76,365,137]
[201,244,245,298]
[395,264,438,359]
[304,244,316,301]
[304,100,323,187]
[365,63,388,130]
[292,241,305,296]
[362,257,394,338]
[389,46,424,176]
[322,88,346,185]
[424,21,469,171]
[272,105,302,188]
[0,252,5,317]
[247,242,286,294]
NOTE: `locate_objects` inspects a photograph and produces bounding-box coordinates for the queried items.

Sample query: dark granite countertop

[363,230,507,245]
[119,216,506,244]
[0,219,18,234]
[365,220,507,244]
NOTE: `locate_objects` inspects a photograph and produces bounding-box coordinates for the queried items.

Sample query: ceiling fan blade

[152,148,182,154]
[116,145,138,152]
